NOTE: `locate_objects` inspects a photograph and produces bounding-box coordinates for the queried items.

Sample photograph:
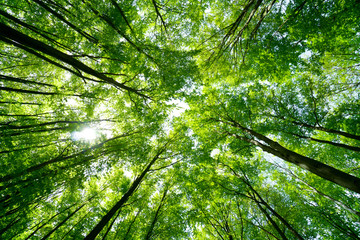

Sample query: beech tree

[1,0,359,239]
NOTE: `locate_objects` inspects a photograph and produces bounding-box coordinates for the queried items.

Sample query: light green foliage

[0,0,359,239]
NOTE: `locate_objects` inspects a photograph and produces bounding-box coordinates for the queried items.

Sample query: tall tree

[1,0,359,239]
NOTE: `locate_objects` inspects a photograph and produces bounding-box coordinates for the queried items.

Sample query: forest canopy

[0,0,360,239]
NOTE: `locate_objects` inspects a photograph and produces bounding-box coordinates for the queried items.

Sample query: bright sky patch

[72,128,97,141]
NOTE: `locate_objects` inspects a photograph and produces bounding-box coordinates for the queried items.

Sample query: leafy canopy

[0,0,359,239]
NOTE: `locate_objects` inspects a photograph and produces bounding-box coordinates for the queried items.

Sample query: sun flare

[72,128,97,141]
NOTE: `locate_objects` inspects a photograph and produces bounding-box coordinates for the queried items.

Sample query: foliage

[0,0,359,239]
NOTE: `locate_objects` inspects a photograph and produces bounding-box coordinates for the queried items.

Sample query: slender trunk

[109,0,134,33]
[0,206,20,219]
[198,206,225,240]
[60,211,91,240]
[25,203,77,239]
[224,0,257,39]
[255,200,288,240]
[0,143,52,154]
[236,202,244,240]
[0,113,49,117]
[320,210,360,240]
[70,54,127,63]
[226,225,234,240]
[1,119,114,130]
[290,132,360,152]
[101,209,122,240]
[83,1,154,62]
[244,218,281,240]
[0,101,41,105]
[0,86,56,95]
[84,146,167,240]
[270,114,360,141]
[1,126,70,137]
[31,0,98,43]
[0,74,55,87]
[0,33,97,83]
[44,0,74,16]
[27,183,108,239]
[296,122,360,141]
[0,22,149,98]
[0,141,68,155]
[121,209,142,240]
[0,216,20,237]
[0,133,133,183]
[40,204,85,240]
[225,121,360,194]
[252,194,304,240]
[0,9,73,51]
[213,0,262,63]
[207,217,225,240]
[275,163,360,217]
[145,189,168,240]
[151,0,167,32]
[0,194,11,205]
[249,0,277,40]
[0,147,118,192]
[229,167,304,240]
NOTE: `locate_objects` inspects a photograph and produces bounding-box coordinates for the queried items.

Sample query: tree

[1,0,359,239]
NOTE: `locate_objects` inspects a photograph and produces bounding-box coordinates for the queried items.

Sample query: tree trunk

[101,209,122,240]
[0,22,148,98]
[275,163,360,217]
[0,133,134,183]
[248,187,304,240]
[84,146,167,240]
[40,204,85,240]
[255,200,288,240]
[145,188,168,240]
[226,121,360,194]
[289,132,360,152]
[0,74,55,87]
[31,0,98,43]
[121,209,142,240]
[292,121,360,141]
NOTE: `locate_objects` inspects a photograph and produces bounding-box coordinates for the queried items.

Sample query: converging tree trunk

[84,145,168,239]
[220,118,360,194]
[0,23,148,98]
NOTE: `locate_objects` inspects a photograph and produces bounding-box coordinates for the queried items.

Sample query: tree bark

[31,0,98,43]
[145,188,168,240]
[0,132,134,183]
[274,163,360,218]
[255,200,288,240]
[247,186,304,240]
[223,120,360,194]
[101,209,122,240]
[121,209,142,240]
[0,74,55,87]
[84,146,167,240]
[270,114,360,141]
[0,86,56,95]
[0,23,149,98]
[289,132,360,152]
[40,204,85,240]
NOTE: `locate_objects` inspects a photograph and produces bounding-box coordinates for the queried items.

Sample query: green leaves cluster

[1,0,359,239]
